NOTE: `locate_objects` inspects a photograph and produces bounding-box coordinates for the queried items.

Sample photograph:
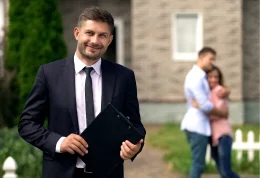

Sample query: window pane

[176,14,197,53]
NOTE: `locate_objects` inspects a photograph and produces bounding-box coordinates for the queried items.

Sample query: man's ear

[74,27,80,41]
[108,35,113,46]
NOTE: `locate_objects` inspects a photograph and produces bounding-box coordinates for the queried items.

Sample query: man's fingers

[122,142,135,155]
[60,134,89,154]
[72,139,88,154]
[67,147,75,155]
[120,145,131,159]
[217,92,223,97]
[217,89,225,97]
[69,144,85,156]
[125,139,143,150]
[74,135,88,148]
[124,140,135,150]
[120,151,127,160]
[120,139,144,160]
[69,134,88,154]
[139,139,144,144]
[190,99,199,108]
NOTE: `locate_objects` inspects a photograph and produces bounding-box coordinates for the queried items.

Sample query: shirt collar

[74,53,101,75]
[193,65,206,78]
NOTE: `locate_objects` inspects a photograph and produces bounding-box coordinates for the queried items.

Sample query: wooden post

[247,131,254,161]
[205,144,211,163]
[235,129,243,162]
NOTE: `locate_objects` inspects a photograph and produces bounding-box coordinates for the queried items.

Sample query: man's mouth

[86,45,101,50]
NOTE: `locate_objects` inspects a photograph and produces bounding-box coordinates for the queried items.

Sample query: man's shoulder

[41,57,71,69]
[102,59,134,75]
[185,69,205,88]
[185,68,204,81]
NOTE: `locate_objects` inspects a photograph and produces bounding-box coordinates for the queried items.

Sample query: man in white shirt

[181,47,228,178]
[18,7,146,178]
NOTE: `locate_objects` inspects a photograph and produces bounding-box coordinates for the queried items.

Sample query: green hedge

[1,0,27,127]
[18,0,67,106]
[0,127,42,178]
[0,73,17,127]
[3,0,67,127]
[4,0,29,71]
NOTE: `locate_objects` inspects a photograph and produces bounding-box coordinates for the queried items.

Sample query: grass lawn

[147,123,260,175]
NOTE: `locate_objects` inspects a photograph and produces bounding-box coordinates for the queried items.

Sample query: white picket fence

[206,129,260,164]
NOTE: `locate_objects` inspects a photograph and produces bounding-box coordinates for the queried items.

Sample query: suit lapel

[101,59,116,110]
[63,58,116,131]
[64,57,79,133]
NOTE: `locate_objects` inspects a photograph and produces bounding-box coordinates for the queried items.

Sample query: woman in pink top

[193,66,239,178]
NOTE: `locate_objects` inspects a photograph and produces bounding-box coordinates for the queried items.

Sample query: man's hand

[190,99,200,109]
[222,108,229,118]
[217,87,230,98]
[60,134,88,156]
[209,107,229,118]
[120,139,144,160]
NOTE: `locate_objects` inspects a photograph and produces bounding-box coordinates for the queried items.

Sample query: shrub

[18,0,67,107]
[0,127,42,178]
[4,0,67,127]
[0,71,18,128]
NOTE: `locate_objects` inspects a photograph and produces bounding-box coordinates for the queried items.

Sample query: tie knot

[83,67,93,76]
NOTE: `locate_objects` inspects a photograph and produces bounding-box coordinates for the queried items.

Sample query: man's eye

[86,31,93,35]
[100,34,107,38]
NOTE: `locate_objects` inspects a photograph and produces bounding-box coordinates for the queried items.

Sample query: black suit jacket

[18,57,146,178]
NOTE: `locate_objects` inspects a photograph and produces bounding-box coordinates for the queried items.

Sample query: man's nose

[90,35,98,44]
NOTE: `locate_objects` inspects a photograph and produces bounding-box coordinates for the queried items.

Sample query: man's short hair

[77,6,114,34]
[198,47,216,57]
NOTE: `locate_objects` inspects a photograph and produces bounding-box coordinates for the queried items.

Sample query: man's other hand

[60,134,88,156]
[190,99,200,109]
[120,139,144,160]
[217,87,230,98]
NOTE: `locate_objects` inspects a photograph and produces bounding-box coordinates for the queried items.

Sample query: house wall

[57,0,257,124]
[132,0,244,123]
[132,0,243,101]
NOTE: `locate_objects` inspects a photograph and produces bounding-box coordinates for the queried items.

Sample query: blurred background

[0,0,259,178]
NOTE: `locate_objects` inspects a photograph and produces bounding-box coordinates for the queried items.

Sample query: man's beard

[204,64,213,72]
[78,43,103,61]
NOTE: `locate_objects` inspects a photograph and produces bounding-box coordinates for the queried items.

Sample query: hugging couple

[181,47,240,178]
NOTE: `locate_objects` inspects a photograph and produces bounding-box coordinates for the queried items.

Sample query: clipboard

[77,103,144,177]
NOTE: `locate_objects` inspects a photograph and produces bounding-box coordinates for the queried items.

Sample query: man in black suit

[18,6,146,178]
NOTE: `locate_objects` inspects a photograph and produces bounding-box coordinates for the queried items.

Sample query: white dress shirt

[181,65,214,136]
[55,54,102,168]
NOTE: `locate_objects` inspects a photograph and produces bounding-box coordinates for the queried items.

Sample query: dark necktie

[83,67,95,126]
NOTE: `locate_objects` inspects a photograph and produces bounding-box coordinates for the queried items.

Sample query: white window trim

[172,12,203,61]
[114,18,125,65]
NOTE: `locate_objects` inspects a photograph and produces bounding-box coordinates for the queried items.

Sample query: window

[103,18,125,65]
[172,13,203,61]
